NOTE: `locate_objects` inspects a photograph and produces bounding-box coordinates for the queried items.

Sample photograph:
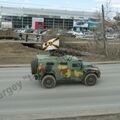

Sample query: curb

[2,111,120,120]
[92,61,120,65]
[0,64,30,68]
[37,113,120,120]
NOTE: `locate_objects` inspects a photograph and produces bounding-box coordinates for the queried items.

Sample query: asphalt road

[0,64,120,119]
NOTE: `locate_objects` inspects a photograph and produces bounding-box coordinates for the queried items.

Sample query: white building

[0,6,97,29]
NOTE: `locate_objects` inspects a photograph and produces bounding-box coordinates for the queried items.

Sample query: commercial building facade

[0,6,96,30]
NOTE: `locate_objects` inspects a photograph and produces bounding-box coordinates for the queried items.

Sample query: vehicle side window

[72,62,82,69]
[72,63,80,67]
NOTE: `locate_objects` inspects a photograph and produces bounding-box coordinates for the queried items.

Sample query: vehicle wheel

[41,75,56,88]
[84,74,97,86]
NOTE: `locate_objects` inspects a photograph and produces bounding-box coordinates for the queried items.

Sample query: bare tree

[114,13,120,30]
[105,0,112,20]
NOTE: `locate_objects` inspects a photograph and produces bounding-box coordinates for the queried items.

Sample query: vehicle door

[70,61,84,81]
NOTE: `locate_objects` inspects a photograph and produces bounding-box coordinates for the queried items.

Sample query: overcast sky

[0,0,120,12]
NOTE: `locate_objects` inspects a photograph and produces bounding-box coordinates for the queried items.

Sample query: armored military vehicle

[31,37,100,88]
[31,54,100,88]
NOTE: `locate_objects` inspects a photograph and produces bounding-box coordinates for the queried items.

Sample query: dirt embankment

[0,42,40,64]
[38,113,120,120]
[0,37,120,64]
[0,41,99,64]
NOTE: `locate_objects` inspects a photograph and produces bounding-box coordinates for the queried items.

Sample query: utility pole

[102,4,108,56]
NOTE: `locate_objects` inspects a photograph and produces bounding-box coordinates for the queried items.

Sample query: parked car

[34,29,47,35]
[25,28,34,33]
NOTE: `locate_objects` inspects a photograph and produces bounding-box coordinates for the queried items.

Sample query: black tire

[41,75,56,88]
[84,74,97,86]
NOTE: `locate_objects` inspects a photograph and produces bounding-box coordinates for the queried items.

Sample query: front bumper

[97,70,101,78]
